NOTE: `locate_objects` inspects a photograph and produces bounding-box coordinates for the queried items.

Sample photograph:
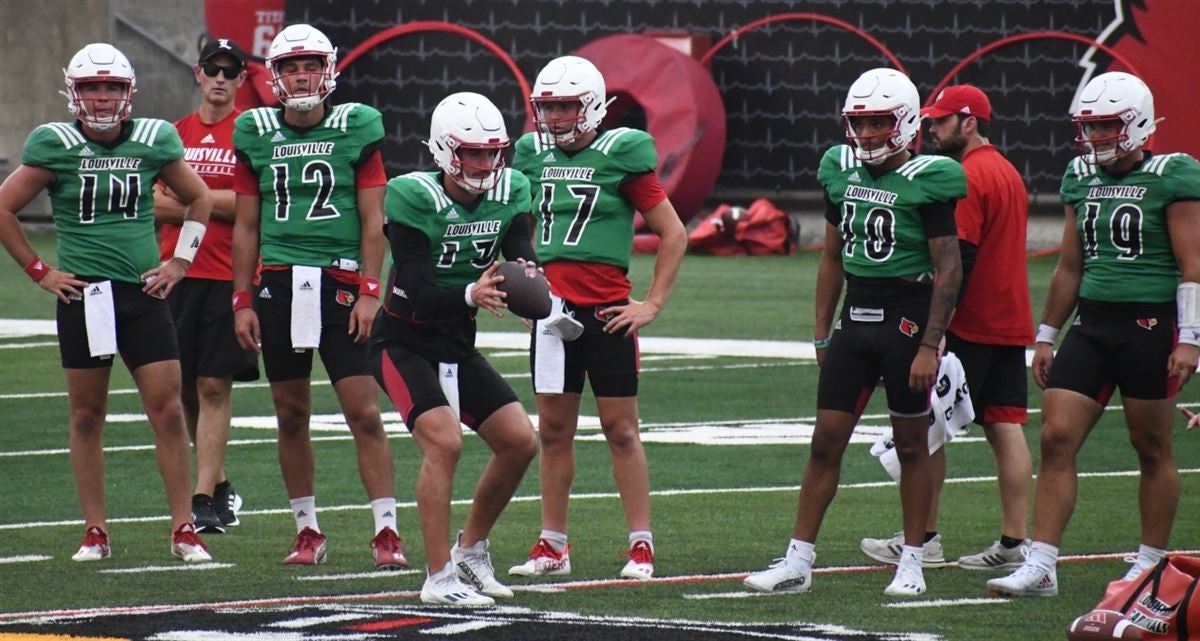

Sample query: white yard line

[883,598,1010,609]
[295,569,423,581]
[0,554,52,564]
[99,562,236,574]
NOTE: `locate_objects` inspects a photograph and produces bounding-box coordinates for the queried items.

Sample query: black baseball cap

[198,38,247,67]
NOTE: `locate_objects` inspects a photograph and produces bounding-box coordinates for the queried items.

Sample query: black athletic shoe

[191,494,225,534]
[213,481,242,527]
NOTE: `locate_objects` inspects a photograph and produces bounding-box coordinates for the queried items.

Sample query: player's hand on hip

[1032,343,1055,390]
[234,308,261,353]
[1167,343,1199,387]
[141,258,188,299]
[348,294,379,344]
[600,298,659,337]
[472,262,507,317]
[908,345,939,392]
[38,269,88,303]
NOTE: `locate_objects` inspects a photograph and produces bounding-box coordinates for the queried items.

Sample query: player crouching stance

[0,43,213,562]
[744,68,964,596]
[988,72,1200,597]
[370,93,538,606]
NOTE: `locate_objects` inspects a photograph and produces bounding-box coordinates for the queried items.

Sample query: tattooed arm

[910,199,962,392]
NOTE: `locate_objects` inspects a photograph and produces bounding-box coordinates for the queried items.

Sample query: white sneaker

[1121,556,1157,582]
[452,535,513,598]
[860,532,947,568]
[958,539,1028,570]
[744,558,812,593]
[987,562,1058,597]
[509,538,571,576]
[884,564,926,596]
[545,314,584,341]
[619,540,654,580]
[421,562,495,606]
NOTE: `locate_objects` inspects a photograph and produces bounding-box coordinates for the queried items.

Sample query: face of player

[195,53,244,107]
[76,82,128,120]
[1081,118,1125,158]
[927,114,968,156]
[276,56,325,97]
[536,100,583,135]
[457,146,502,180]
[847,115,895,153]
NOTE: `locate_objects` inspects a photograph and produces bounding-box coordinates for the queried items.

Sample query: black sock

[1000,535,1023,549]
[923,531,938,544]
[215,480,231,493]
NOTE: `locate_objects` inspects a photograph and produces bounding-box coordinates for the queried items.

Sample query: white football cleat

[452,535,513,598]
[884,564,926,596]
[72,526,111,562]
[421,562,495,606]
[619,540,654,580]
[743,558,812,593]
[509,538,571,576]
[987,562,1058,597]
[171,523,213,563]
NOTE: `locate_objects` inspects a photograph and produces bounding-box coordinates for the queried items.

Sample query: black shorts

[168,278,259,382]
[256,269,370,384]
[817,299,931,416]
[529,299,638,397]
[57,278,179,371]
[369,340,518,431]
[945,331,1028,425]
[1045,300,1179,403]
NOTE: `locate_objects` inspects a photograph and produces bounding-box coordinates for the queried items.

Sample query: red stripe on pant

[380,353,414,423]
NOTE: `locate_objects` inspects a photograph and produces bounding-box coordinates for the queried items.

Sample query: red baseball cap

[920,85,992,121]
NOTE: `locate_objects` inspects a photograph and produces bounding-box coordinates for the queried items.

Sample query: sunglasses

[200,62,242,80]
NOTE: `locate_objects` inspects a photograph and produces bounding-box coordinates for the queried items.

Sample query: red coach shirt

[949,144,1034,345]
[158,110,240,280]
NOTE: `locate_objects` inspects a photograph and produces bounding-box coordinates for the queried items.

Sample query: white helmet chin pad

[268,24,338,111]
[841,68,920,164]
[1072,71,1156,165]
[428,92,510,194]
[531,55,608,146]
[63,43,137,129]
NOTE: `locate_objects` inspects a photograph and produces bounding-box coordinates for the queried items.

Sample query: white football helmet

[63,43,136,132]
[841,68,921,165]
[267,24,337,111]
[531,55,611,146]
[428,92,509,194]
[1072,71,1157,166]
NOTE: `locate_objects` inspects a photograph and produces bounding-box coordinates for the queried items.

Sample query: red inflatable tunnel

[526,34,726,229]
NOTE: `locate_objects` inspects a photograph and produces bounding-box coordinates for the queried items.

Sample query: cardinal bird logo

[1137,317,1157,330]
[899,317,920,337]
[335,290,355,307]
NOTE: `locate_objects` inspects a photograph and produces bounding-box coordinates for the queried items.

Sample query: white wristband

[1178,282,1200,328]
[464,282,478,308]
[173,220,206,263]
[1036,323,1060,345]
[1180,328,1200,347]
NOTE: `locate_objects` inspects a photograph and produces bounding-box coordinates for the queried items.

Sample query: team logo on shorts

[898,317,919,337]
[335,290,355,307]
[1137,317,1157,330]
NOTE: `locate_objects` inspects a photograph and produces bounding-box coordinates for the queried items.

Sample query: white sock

[899,544,923,569]
[1137,544,1165,568]
[370,497,397,535]
[290,496,318,533]
[629,530,653,550]
[540,529,568,552]
[786,538,816,568]
[1027,541,1059,572]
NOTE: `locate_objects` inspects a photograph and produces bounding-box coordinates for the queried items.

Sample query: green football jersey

[385,169,530,287]
[819,145,967,278]
[1061,153,1200,303]
[233,103,383,267]
[513,128,657,271]
[21,119,184,283]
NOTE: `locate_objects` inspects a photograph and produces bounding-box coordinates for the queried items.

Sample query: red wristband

[359,277,381,298]
[24,256,50,282]
[232,290,253,312]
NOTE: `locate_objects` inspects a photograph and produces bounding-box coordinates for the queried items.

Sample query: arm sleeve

[823,190,840,227]
[233,154,259,196]
[955,171,984,245]
[388,223,472,319]
[355,149,387,189]
[958,239,978,300]
[500,214,538,263]
[618,171,667,212]
[919,199,959,239]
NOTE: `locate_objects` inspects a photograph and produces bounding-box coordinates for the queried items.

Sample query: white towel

[290,266,322,351]
[438,362,461,420]
[870,351,975,482]
[533,312,567,394]
[83,280,117,359]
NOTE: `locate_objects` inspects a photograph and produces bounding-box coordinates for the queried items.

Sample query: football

[495,261,551,320]
[1066,610,1143,640]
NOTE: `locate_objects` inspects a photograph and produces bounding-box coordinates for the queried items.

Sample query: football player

[744,68,965,597]
[370,92,538,606]
[988,72,1200,597]
[153,37,257,534]
[0,43,213,562]
[508,55,687,581]
[230,24,404,568]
